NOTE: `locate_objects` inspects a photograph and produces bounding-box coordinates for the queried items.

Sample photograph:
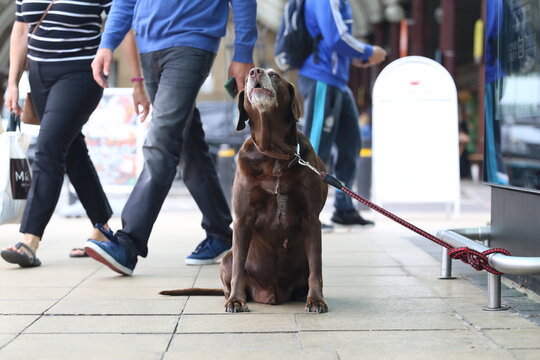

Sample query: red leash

[294,152,511,275]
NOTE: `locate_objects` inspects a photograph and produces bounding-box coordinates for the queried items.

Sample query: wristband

[131,77,144,83]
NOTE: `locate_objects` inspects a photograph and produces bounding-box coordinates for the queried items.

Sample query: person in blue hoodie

[85,0,257,275]
[298,0,386,228]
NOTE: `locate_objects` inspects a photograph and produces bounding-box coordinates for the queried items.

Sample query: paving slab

[0,300,57,315]
[176,313,298,333]
[64,286,178,300]
[164,349,339,360]
[0,315,39,333]
[45,298,186,315]
[509,349,540,360]
[300,330,514,359]
[295,312,468,331]
[168,333,302,353]
[0,334,16,348]
[0,181,538,359]
[484,328,540,349]
[321,296,454,314]
[337,348,515,360]
[457,310,540,330]
[183,296,306,314]
[0,334,169,360]
[24,315,178,334]
[0,287,72,300]
[324,284,439,298]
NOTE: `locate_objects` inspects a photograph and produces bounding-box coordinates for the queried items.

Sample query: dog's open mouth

[250,82,275,98]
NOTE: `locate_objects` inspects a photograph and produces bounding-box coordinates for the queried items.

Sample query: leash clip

[288,154,300,168]
[295,155,322,176]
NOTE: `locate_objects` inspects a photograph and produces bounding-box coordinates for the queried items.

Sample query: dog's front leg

[224,216,253,313]
[303,216,328,313]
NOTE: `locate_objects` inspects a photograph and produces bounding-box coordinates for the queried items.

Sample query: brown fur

[161,68,328,313]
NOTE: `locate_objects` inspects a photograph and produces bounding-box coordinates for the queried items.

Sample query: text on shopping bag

[10,159,31,200]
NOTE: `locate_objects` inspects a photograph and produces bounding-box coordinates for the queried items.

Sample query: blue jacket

[100,0,257,63]
[300,0,373,89]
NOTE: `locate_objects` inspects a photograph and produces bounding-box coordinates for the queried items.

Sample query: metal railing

[436,227,540,310]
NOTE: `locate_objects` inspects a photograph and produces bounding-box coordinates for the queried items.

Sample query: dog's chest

[253,162,299,233]
[257,161,288,195]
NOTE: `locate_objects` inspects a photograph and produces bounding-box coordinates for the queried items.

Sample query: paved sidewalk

[1,181,539,359]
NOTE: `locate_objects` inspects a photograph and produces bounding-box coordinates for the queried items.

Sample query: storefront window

[485,0,540,192]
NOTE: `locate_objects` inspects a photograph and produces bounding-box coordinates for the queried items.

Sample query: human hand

[132,82,151,122]
[4,85,21,115]
[228,61,254,93]
[91,48,113,88]
[354,46,387,68]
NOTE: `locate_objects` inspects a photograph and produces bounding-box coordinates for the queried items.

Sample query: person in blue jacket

[298,0,386,228]
[85,0,257,275]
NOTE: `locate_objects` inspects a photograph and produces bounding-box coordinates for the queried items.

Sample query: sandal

[69,247,88,258]
[1,242,41,268]
[69,237,109,258]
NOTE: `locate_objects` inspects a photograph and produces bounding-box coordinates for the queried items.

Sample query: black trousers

[20,60,112,237]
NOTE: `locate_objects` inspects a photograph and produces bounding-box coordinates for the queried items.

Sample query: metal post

[440,0,456,76]
[483,273,508,311]
[410,0,426,56]
[439,247,456,279]
[216,144,236,206]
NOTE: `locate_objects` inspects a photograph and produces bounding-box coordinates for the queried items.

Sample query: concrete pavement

[1,180,539,359]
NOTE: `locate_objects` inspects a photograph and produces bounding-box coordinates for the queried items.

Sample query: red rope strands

[448,248,510,274]
[319,172,510,275]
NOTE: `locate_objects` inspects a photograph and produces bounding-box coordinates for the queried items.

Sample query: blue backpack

[274,0,321,71]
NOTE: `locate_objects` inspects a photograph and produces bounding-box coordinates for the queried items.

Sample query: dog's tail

[159,288,225,296]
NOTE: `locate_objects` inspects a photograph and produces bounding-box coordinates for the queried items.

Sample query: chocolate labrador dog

[161,68,328,313]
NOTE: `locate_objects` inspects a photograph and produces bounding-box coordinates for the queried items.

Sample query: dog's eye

[270,73,279,79]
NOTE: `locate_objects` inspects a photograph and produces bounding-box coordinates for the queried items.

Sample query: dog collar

[288,142,302,168]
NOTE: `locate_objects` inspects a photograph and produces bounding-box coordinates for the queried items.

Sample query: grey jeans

[117,46,233,258]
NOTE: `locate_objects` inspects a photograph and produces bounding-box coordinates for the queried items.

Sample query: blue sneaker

[84,225,137,276]
[185,236,231,265]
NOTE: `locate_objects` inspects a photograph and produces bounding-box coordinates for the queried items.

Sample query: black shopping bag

[10,158,31,200]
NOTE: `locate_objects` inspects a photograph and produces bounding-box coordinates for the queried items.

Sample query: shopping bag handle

[7,113,21,132]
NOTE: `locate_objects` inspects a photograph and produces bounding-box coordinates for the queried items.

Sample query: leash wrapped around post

[312,167,511,275]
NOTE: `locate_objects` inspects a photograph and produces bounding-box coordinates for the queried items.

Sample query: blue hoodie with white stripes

[99,0,257,63]
[300,0,373,90]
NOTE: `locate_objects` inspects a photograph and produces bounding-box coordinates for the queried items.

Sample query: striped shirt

[16,0,111,63]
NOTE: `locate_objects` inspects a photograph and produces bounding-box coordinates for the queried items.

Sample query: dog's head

[236,67,301,159]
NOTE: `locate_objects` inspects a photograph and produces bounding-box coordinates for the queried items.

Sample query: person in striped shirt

[1,0,150,268]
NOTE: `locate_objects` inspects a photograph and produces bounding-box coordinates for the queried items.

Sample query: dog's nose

[249,67,264,78]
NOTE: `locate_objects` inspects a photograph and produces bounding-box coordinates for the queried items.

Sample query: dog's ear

[288,83,301,122]
[236,90,248,131]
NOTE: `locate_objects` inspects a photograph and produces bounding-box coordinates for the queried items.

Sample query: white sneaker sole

[84,242,133,276]
[185,249,228,266]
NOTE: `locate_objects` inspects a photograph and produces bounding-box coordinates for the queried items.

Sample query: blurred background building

[0,0,484,163]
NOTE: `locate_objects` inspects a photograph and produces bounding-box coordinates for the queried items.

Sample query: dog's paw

[225,298,250,313]
[305,297,328,313]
